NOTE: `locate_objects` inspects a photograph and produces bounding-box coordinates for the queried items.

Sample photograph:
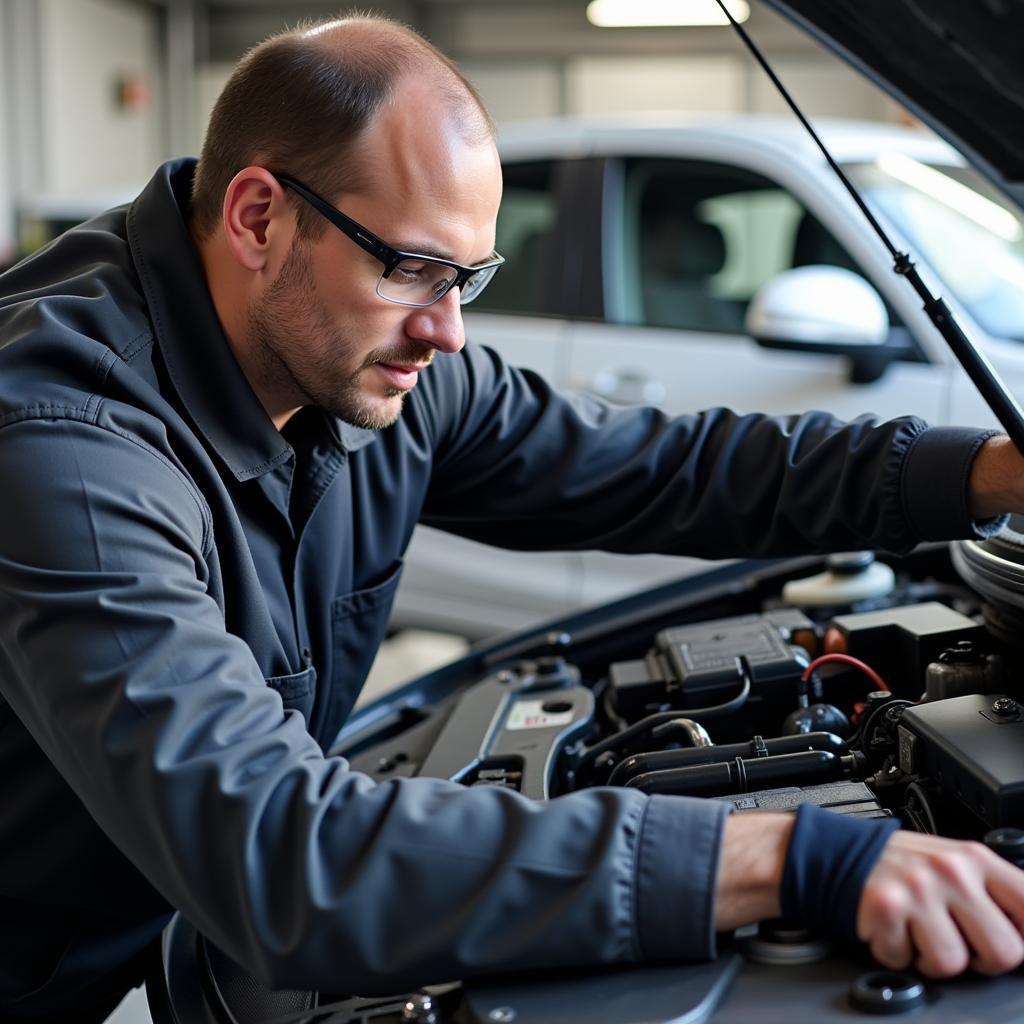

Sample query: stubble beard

[246,241,430,431]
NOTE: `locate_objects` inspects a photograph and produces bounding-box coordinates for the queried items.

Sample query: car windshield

[844,158,1024,343]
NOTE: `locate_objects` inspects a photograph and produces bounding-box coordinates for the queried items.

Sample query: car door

[392,158,586,638]
[569,151,951,607]
[568,154,947,423]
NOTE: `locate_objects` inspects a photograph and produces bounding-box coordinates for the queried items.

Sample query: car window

[471,160,558,316]
[617,158,891,333]
[845,159,1024,343]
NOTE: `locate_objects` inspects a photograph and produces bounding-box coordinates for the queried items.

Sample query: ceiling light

[586,0,750,28]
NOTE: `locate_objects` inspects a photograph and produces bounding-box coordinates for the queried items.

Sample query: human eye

[391,261,427,283]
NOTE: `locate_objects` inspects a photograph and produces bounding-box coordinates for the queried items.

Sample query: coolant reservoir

[782,551,895,607]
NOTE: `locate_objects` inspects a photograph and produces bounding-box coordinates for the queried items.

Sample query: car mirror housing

[746,265,889,350]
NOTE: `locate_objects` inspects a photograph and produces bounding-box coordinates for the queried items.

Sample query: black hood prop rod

[716,0,1024,453]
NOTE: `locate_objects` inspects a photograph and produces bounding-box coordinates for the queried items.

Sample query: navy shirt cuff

[634,794,730,960]
[900,426,1007,541]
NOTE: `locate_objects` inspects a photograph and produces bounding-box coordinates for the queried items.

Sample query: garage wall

[191,1,902,146]
[2,0,907,256]
[566,54,746,116]
[0,3,12,263]
[750,56,894,120]
[460,62,564,124]
[38,0,161,194]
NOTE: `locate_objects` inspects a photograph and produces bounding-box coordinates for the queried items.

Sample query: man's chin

[335,390,406,431]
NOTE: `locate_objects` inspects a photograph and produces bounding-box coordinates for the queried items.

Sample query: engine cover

[898,694,1024,827]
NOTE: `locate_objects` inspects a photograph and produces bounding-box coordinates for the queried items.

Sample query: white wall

[0,2,13,263]
[445,53,888,126]
[750,56,893,120]
[461,62,563,124]
[566,54,746,117]
[194,62,231,156]
[38,0,161,195]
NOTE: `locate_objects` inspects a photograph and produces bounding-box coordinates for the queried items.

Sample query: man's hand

[714,812,1024,978]
[969,434,1024,520]
[858,830,1024,977]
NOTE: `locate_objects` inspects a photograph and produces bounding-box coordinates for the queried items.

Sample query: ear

[220,166,294,273]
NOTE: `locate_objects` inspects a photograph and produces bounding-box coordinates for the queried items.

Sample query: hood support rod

[718,0,1024,453]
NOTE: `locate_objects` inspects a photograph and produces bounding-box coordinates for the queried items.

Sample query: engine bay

[157,531,1024,1023]
[350,538,1024,854]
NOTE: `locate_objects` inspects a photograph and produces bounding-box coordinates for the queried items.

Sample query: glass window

[845,158,1024,343]
[471,160,557,315]
[618,159,884,334]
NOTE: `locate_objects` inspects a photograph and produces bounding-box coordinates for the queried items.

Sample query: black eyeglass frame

[274,174,505,307]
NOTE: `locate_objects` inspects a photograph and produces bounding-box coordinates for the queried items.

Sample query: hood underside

[761,0,1024,207]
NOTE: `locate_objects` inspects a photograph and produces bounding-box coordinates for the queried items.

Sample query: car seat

[640,210,743,332]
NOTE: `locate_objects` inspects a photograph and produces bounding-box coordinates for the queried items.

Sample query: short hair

[190,13,495,240]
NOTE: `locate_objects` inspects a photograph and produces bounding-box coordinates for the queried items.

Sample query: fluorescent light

[587,0,750,27]
[877,153,1022,243]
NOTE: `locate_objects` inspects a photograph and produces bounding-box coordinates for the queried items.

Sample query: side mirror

[746,265,898,383]
[746,265,889,349]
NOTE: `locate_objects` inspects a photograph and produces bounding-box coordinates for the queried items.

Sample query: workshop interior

[4,1,1024,1022]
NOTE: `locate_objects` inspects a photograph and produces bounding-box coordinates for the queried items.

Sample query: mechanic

[2,14,1024,1023]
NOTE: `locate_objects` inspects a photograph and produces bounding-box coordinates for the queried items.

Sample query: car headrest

[644,214,726,279]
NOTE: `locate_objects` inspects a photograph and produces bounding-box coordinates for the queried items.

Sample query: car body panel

[392,116,1024,637]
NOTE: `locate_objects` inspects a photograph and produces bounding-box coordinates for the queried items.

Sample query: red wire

[800,652,890,693]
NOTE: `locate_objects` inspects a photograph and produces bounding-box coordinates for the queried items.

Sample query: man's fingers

[859,880,914,969]
[952,899,1024,976]
[984,858,1024,934]
[858,836,1024,978]
[946,845,1024,974]
[909,911,969,978]
[869,926,914,971]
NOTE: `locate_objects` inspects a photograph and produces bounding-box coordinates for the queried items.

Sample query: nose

[403,286,465,355]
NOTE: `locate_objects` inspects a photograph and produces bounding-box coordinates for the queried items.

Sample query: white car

[392,115,1024,638]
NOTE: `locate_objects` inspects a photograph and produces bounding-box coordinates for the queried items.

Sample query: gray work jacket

[0,159,1001,1017]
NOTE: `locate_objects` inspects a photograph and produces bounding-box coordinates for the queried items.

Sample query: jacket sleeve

[0,414,728,992]
[419,343,1004,556]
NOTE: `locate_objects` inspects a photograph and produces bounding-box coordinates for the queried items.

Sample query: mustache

[363,344,436,370]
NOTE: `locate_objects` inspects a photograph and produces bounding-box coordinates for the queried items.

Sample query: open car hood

[761,0,1024,208]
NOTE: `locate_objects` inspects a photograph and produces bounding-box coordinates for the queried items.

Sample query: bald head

[190,13,495,240]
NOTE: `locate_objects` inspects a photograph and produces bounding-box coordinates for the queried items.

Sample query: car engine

[154,528,1024,1023]
[353,532,1024,854]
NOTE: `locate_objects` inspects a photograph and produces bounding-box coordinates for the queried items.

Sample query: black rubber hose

[607,731,847,787]
[623,749,844,796]
[572,670,752,785]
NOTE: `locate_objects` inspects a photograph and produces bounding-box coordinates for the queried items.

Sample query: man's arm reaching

[714,811,1024,979]
[969,434,1024,520]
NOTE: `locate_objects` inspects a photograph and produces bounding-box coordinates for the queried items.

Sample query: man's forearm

[713,812,792,930]
[969,434,1024,519]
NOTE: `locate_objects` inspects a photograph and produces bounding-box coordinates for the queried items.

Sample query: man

[2,14,1024,1022]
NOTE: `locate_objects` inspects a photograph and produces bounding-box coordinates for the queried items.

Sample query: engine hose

[623,749,845,797]
[573,669,752,785]
[607,731,847,787]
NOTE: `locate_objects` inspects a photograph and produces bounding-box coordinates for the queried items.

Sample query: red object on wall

[114,73,152,113]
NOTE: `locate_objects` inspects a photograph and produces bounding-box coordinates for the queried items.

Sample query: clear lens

[376,256,502,307]
[378,259,457,306]
[458,263,500,305]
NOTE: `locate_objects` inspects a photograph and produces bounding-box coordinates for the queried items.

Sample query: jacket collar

[126,159,374,482]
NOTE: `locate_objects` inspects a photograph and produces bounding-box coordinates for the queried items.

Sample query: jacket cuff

[634,794,730,960]
[900,427,1007,541]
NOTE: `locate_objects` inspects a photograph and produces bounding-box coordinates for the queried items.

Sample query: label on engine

[898,724,919,774]
[506,699,575,731]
